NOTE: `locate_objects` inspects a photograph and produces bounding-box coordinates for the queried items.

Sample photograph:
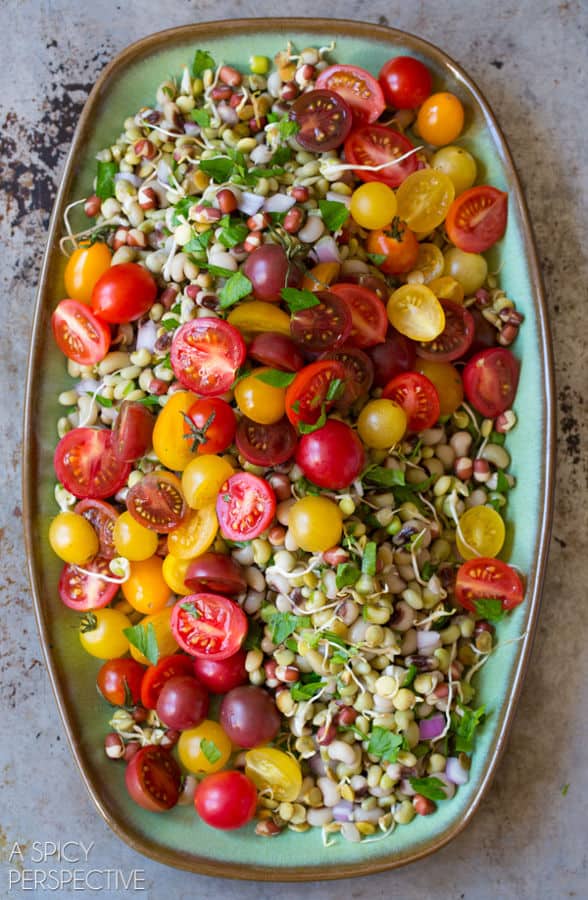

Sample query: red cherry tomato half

[383,371,441,432]
[184,552,247,595]
[235,416,297,467]
[126,471,187,533]
[329,283,388,348]
[463,347,520,418]
[285,360,346,428]
[290,291,352,352]
[195,770,257,830]
[455,557,525,612]
[125,746,182,812]
[112,400,155,462]
[58,556,119,611]
[54,427,131,499]
[445,186,508,253]
[75,498,118,559]
[91,263,157,324]
[171,318,246,396]
[316,64,385,124]
[344,125,418,188]
[290,89,353,152]
[51,299,111,365]
[415,299,475,362]
[321,346,374,409]
[378,56,433,109]
[367,329,417,387]
[468,307,500,358]
[193,648,248,694]
[97,658,145,706]
[171,593,248,660]
[296,419,365,490]
[183,397,237,455]
[216,473,276,541]
[140,654,195,710]
[247,332,304,372]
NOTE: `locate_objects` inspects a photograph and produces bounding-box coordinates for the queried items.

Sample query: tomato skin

[379,56,432,109]
[445,186,508,253]
[290,291,352,352]
[181,455,234,510]
[387,284,446,343]
[242,244,300,302]
[184,553,247,596]
[217,473,276,541]
[288,495,343,553]
[79,608,131,659]
[54,428,130,500]
[329,283,388,348]
[91,263,157,323]
[350,182,397,230]
[417,92,465,146]
[457,505,505,560]
[58,557,119,611]
[171,319,246,396]
[285,360,346,428]
[49,510,99,565]
[183,398,236,455]
[316,64,385,124]
[235,416,297,467]
[126,471,187,533]
[455,558,525,612]
[321,346,374,409]
[171,593,248,661]
[383,372,441,432]
[291,89,352,152]
[178,720,233,774]
[463,347,520,418]
[156,675,209,730]
[125,746,182,812]
[415,299,475,362]
[140,654,195,709]
[97,658,145,706]
[357,398,407,448]
[227,301,291,338]
[75,498,118,559]
[195,771,257,830]
[193,648,248,694]
[296,419,365,490]
[219,686,281,748]
[234,368,286,425]
[367,330,417,387]
[366,221,419,275]
[122,556,172,615]
[51,299,111,365]
[112,401,155,462]
[247,332,304,372]
[64,242,112,304]
[344,126,418,188]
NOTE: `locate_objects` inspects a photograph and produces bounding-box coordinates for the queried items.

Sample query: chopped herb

[367,252,387,266]
[561,783,570,796]
[200,739,222,764]
[495,470,511,493]
[271,145,293,166]
[218,219,249,249]
[183,229,213,257]
[281,287,320,312]
[123,623,159,665]
[300,672,322,685]
[363,465,406,488]
[202,263,237,278]
[279,117,300,140]
[137,396,163,407]
[489,430,506,445]
[192,49,216,77]
[318,199,350,232]
[298,407,327,434]
[122,381,135,397]
[218,271,253,309]
[160,317,180,331]
[190,107,211,127]
[421,561,438,581]
[393,474,437,507]
[268,612,311,645]
[284,637,299,653]
[171,302,183,315]
[362,541,377,576]
[96,160,117,200]
[94,395,113,408]
[290,680,325,701]
[367,727,403,763]
[171,195,199,227]
[453,704,486,753]
[249,166,286,179]
[321,631,357,660]
[402,664,418,688]
[409,776,447,801]
[255,368,297,388]
[294,476,321,496]
[243,619,262,650]
[326,377,343,402]
[473,598,506,623]
[339,723,366,740]
[199,156,235,184]
[336,562,361,590]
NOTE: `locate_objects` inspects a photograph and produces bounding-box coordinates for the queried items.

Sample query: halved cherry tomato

[171,318,246,396]
[387,284,446,342]
[112,400,155,462]
[290,89,352,152]
[97,658,145,706]
[193,649,248,694]
[184,553,247,595]
[290,291,352,352]
[125,746,181,812]
[235,416,297,467]
[51,299,111,365]
[378,56,432,109]
[296,419,365,490]
[234,368,286,425]
[285,360,346,428]
[329,283,388,348]
[446,186,508,253]
[216,473,276,541]
[366,219,419,275]
[457,506,505,560]
[58,556,119,611]
[415,359,464,416]
[227,300,291,338]
[181,455,234,510]
[455,558,525,612]
[167,506,218,560]
[91,263,157,323]
[321,346,374,409]
[344,125,417,187]
[383,371,441,432]
[183,397,236,455]
[316,64,385,124]
[468,308,500,357]
[54,428,131,499]
[463,347,520,418]
[367,329,417,387]
[171,593,248,660]
[126,471,187,533]
[140,653,195,709]
[396,169,455,232]
[247,332,304,372]
[129,608,179,664]
[64,242,112,304]
[301,261,341,293]
[415,299,475,361]
[75,499,118,559]
[244,747,303,803]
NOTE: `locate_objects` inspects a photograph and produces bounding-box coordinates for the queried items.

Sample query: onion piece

[250,144,274,165]
[416,630,441,655]
[114,172,142,187]
[326,191,351,207]
[310,235,341,264]
[156,159,172,186]
[445,756,470,786]
[263,193,296,213]
[135,319,158,352]
[183,121,200,135]
[75,378,100,395]
[332,800,354,822]
[308,753,326,777]
[418,713,446,741]
[238,191,265,216]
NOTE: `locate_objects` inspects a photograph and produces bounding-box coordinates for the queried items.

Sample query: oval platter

[23,18,555,880]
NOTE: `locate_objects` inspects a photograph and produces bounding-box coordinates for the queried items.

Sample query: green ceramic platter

[23,18,555,880]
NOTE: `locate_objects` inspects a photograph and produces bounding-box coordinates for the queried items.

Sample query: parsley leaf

[190,107,211,127]
[362,541,377,576]
[123,623,159,665]
[326,378,343,401]
[494,470,511,493]
[367,727,403,763]
[171,195,199,227]
[409,776,447,801]
[318,199,349,232]
[278,117,300,140]
[367,252,387,266]
[281,287,320,312]
[298,407,327,434]
[96,160,117,200]
[402,664,418,688]
[290,680,326,701]
[271,145,293,166]
[218,219,249,249]
[243,619,262,651]
[199,156,234,184]
[453,704,486,753]
[94,395,113,408]
[268,612,311,645]
[160,317,180,332]
[473,598,505,623]
[255,369,297,388]
[362,465,406,488]
[336,562,360,590]
[183,229,213,257]
[192,49,216,77]
[137,396,162,407]
[200,739,222,764]
[218,271,253,309]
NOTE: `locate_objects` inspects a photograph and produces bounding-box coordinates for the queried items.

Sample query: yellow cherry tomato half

[443,248,488,295]
[395,169,455,233]
[301,261,341,292]
[162,554,194,596]
[413,243,445,284]
[113,511,159,561]
[121,556,172,615]
[428,276,465,304]
[167,506,218,560]
[357,398,407,449]
[178,720,232,774]
[417,92,465,146]
[152,390,199,472]
[79,609,131,659]
[129,607,178,664]
[289,496,343,553]
[387,284,446,342]
[227,301,291,338]
[415,359,464,416]
[456,506,506,560]
[432,145,477,195]
[234,368,286,425]
[64,242,112,304]
[244,747,303,802]
[49,511,99,565]
[350,182,397,230]
[181,454,234,510]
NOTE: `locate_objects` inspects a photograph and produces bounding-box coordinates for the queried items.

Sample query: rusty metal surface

[1,1,586,897]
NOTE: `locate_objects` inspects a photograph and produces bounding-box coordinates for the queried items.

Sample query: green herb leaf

[495,471,511,493]
[362,541,377,576]
[218,271,253,309]
[243,619,262,651]
[284,637,299,652]
[183,229,213,257]
[421,561,438,581]
[190,107,211,127]
[94,395,113,408]
[393,474,437,506]
[409,776,447,801]
[336,563,361,590]
[202,263,237,278]
[96,160,117,200]
[137,396,163,407]
[192,49,216,77]
[367,727,403,763]
[298,407,327,434]
[171,195,200,227]
[160,317,180,332]
[402,664,418,688]
[249,166,286,179]
[268,612,312,645]
[318,199,350,232]
[473,598,505,623]
[279,117,300,139]
[453,704,486,753]
[218,220,249,249]
[561,783,570,796]
[199,156,235,184]
[489,430,506,446]
[200,738,222,764]
[326,378,343,402]
[367,252,387,266]
[255,369,297,388]
[363,465,406,488]
[281,287,320,313]
[123,623,159,665]
[271,145,293,166]
[290,680,326,701]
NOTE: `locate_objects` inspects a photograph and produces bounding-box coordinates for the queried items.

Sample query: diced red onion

[157,159,172,185]
[399,778,416,796]
[418,713,446,741]
[445,756,470,786]
[250,144,274,165]
[308,753,326,777]
[75,378,100,395]
[310,235,341,264]
[135,319,158,352]
[114,172,142,188]
[333,800,354,822]
[218,103,239,125]
[353,806,381,824]
[416,630,441,655]
[238,191,265,216]
[183,121,200,135]
[263,193,296,213]
[326,191,351,207]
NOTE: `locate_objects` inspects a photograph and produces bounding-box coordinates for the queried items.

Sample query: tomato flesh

[285,360,346,428]
[140,654,195,709]
[344,126,418,188]
[321,346,374,409]
[446,186,508,253]
[58,556,118,611]
[54,428,131,499]
[463,347,519,418]
[125,746,182,812]
[235,416,297,466]
[216,473,276,541]
[75,498,118,559]
[415,299,475,362]
[171,593,248,660]
[51,299,111,365]
[290,291,352,351]
[126,471,187,533]
[171,318,246,396]
[455,558,525,612]
[112,401,155,462]
[316,64,385,124]
[330,283,388,348]
[383,372,441,432]
[247,332,304,372]
[291,89,352,152]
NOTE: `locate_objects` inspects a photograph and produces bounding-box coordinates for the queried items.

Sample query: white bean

[306,807,334,827]
[327,741,357,766]
[318,777,340,807]
[297,215,325,243]
[97,351,130,376]
[244,566,265,592]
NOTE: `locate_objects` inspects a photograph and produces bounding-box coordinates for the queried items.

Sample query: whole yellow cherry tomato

[129,607,178,664]
[443,248,488,295]
[167,506,218,560]
[289,496,343,552]
[244,747,303,802]
[350,182,397,230]
[396,170,455,233]
[301,261,341,292]
[227,301,291,338]
[49,511,98,564]
[417,92,465,146]
[113,511,159,561]
[387,284,446,342]
[79,608,130,659]
[432,145,477,194]
[162,554,194,595]
[64,242,112,304]
[122,556,172,615]
[181,455,234,509]
[357,398,407,449]
[415,359,464,416]
[152,390,198,472]
[234,368,286,425]
[456,506,506,560]
[178,720,232,774]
